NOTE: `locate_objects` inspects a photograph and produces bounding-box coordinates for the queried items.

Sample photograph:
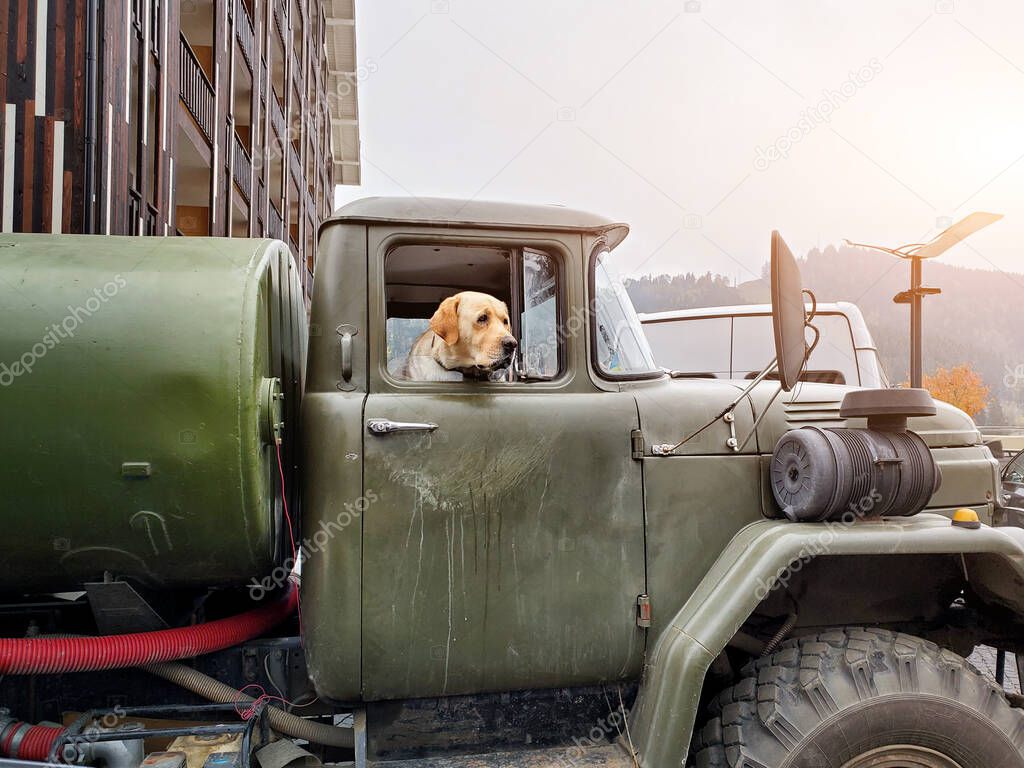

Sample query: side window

[383,244,562,383]
[642,316,731,377]
[731,315,777,379]
[519,249,559,379]
[732,314,856,385]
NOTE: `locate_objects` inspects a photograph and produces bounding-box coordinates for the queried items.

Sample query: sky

[335,0,1024,282]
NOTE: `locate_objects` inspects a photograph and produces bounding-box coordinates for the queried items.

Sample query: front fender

[628,514,1024,768]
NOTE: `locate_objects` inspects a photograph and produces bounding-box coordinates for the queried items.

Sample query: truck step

[368,743,635,767]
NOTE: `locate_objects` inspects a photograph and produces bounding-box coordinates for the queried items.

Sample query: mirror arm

[734,381,786,453]
[652,357,779,455]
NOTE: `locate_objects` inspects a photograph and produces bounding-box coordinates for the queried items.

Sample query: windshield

[592,250,660,377]
[1006,451,1024,484]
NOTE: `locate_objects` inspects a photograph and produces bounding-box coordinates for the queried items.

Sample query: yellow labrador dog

[404,291,518,381]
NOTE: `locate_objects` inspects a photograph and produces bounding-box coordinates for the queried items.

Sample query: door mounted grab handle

[366,418,439,435]
[336,324,358,386]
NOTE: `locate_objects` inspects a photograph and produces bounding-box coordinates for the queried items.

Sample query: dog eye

[477,314,488,323]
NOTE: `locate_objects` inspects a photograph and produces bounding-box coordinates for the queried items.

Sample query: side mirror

[770,230,810,392]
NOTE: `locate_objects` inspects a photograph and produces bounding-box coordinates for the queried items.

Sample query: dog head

[430,291,518,378]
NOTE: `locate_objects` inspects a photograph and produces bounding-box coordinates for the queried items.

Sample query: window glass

[732,313,857,384]
[801,314,858,385]
[519,249,559,378]
[1005,451,1024,484]
[730,315,777,378]
[386,317,430,378]
[592,250,659,376]
[643,317,731,377]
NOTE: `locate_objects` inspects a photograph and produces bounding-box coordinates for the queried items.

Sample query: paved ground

[969,646,1021,694]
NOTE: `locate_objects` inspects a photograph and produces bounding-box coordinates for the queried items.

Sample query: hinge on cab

[631,429,644,460]
[636,594,652,628]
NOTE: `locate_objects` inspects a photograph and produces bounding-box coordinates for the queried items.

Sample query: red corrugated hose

[0,581,297,675]
[0,722,66,761]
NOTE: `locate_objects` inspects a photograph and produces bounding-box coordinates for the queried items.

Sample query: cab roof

[325,196,630,249]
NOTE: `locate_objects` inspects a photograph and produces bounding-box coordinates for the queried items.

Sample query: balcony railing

[145,204,159,235]
[270,93,286,141]
[234,0,255,71]
[179,34,215,144]
[272,0,287,49]
[150,0,161,56]
[232,132,252,204]
[128,189,142,235]
[291,48,302,90]
[256,176,266,222]
[268,200,284,240]
[288,145,302,188]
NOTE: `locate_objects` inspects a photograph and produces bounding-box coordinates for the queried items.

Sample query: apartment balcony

[179,34,215,144]
[234,0,255,72]
[232,132,252,204]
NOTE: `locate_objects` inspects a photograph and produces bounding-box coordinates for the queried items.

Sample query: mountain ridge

[625,244,1024,425]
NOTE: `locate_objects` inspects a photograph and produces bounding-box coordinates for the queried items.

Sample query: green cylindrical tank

[0,235,306,593]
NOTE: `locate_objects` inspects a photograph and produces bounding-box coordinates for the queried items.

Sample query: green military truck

[1,197,1023,768]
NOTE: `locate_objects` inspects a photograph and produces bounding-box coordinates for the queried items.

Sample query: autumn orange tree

[920,364,990,417]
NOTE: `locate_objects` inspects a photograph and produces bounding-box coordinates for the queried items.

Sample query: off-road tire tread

[690,627,1024,768]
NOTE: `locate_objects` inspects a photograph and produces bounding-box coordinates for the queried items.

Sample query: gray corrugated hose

[143,662,353,749]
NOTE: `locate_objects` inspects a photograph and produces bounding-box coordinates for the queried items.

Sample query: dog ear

[430,295,461,346]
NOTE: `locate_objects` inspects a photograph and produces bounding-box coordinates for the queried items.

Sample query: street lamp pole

[846,212,1002,389]
[893,255,939,388]
[910,257,922,388]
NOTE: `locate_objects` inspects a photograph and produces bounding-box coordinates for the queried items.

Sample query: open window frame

[374,235,571,390]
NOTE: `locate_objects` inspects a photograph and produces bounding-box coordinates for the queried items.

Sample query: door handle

[366,418,439,435]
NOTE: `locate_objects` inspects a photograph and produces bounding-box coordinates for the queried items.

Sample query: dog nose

[502,336,518,352]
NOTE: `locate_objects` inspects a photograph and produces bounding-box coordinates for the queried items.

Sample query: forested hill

[625,244,1024,425]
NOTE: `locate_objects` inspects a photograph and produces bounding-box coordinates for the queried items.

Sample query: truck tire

[691,628,1024,768]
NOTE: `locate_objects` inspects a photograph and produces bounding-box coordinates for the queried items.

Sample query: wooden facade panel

[1,0,342,296]
[22,100,34,231]
[0,1,9,109]
[40,113,52,232]
[16,0,29,65]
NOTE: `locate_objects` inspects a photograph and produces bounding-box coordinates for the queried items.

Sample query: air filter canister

[770,388,942,523]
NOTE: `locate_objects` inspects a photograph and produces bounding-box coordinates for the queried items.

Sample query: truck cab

[302,197,655,702]
[300,197,1001,709]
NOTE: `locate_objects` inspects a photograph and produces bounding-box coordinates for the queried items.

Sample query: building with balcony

[0,0,360,299]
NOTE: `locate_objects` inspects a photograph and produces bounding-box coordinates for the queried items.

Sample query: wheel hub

[841,745,965,768]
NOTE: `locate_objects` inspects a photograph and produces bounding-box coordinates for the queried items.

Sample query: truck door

[360,236,646,701]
